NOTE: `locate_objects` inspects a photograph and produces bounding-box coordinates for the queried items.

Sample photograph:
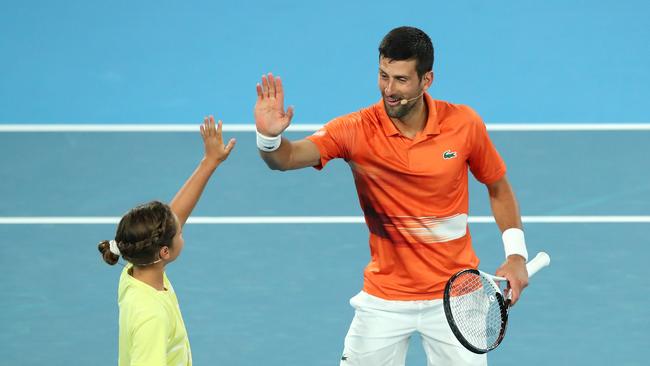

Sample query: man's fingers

[509,287,520,306]
[267,73,276,98]
[276,76,284,94]
[261,75,270,98]
[286,105,295,122]
[507,279,527,306]
[256,83,263,99]
[276,76,284,105]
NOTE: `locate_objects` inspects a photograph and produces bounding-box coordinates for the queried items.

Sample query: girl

[98,116,235,366]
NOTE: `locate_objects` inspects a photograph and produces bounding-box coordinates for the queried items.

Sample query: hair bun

[98,240,120,266]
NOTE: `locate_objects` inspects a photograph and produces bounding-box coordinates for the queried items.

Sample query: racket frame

[443,252,550,354]
[443,268,509,354]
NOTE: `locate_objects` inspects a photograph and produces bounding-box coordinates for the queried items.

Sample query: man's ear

[423,71,434,89]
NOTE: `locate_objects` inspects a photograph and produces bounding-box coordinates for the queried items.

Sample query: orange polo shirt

[306,93,506,300]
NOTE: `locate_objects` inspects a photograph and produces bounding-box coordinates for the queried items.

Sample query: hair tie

[109,240,121,256]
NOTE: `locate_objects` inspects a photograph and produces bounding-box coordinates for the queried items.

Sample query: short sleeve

[129,311,169,366]
[305,112,360,170]
[465,107,507,184]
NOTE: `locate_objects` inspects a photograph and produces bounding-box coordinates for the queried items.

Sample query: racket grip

[526,252,551,278]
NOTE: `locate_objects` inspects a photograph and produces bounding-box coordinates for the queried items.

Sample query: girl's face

[162,214,184,264]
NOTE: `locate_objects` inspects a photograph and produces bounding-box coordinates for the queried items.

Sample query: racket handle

[491,251,551,281]
[526,252,551,278]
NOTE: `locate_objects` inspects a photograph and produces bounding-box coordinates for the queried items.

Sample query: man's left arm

[486,175,529,305]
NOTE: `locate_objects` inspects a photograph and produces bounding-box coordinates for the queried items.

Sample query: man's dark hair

[378,26,434,79]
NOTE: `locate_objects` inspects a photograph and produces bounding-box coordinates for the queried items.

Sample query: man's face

[378,57,430,119]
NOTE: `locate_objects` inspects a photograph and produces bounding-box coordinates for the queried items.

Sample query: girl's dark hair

[97,201,177,266]
[378,26,434,79]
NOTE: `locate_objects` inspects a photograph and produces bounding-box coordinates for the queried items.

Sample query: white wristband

[502,228,528,261]
[256,131,282,152]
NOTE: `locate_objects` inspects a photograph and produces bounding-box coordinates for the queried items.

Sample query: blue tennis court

[1,129,649,365]
[1,1,649,365]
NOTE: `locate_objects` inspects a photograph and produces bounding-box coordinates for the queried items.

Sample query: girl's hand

[200,115,236,166]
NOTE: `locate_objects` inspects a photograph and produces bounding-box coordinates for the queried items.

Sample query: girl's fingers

[216,119,223,137]
[224,138,236,155]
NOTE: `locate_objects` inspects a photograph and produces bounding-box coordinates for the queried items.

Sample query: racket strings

[449,272,505,350]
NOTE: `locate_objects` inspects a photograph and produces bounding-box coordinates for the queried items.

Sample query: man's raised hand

[254,73,294,137]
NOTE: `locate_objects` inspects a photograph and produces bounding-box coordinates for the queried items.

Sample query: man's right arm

[259,138,321,171]
[254,73,321,171]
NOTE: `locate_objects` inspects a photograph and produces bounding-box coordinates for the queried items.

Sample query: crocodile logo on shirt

[443,150,457,159]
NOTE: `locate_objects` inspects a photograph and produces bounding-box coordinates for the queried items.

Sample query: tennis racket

[443,252,550,354]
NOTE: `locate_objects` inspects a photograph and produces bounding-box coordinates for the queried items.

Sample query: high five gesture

[253,73,320,170]
[254,73,294,137]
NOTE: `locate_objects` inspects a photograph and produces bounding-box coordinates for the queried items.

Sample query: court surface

[1,128,648,366]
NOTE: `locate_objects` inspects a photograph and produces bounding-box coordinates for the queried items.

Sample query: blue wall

[1,0,648,123]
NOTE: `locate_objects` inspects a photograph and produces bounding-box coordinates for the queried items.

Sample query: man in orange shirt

[254,26,529,365]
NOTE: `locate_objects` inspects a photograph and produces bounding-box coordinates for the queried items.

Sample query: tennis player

[254,26,529,365]
[98,116,235,366]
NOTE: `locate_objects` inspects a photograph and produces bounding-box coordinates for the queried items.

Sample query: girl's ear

[159,246,171,260]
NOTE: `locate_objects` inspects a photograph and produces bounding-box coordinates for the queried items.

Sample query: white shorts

[340,291,487,366]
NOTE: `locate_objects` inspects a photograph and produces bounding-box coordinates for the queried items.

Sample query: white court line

[0,216,648,224]
[1,123,650,132]
[0,124,316,132]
